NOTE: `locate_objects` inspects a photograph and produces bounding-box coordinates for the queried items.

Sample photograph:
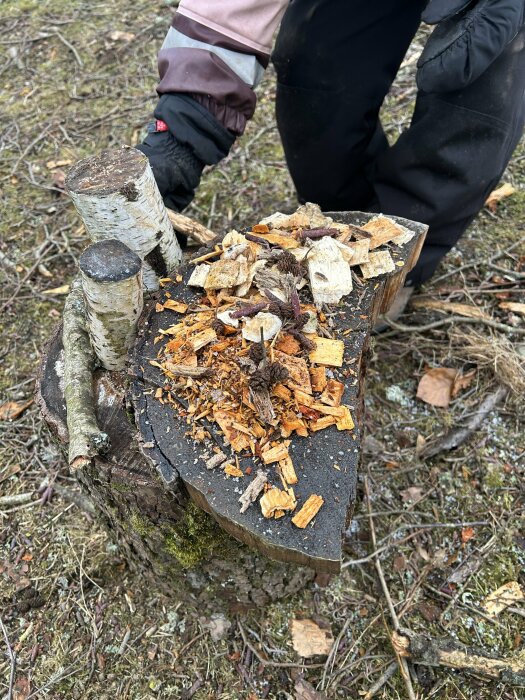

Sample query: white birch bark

[66,147,182,291]
[63,278,110,469]
[79,240,144,371]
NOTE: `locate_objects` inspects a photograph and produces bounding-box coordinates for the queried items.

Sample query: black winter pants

[273,0,525,285]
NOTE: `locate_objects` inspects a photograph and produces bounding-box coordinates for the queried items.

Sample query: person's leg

[272,0,427,212]
[372,27,525,286]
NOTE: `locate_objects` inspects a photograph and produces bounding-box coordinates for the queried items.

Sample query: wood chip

[188,264,210,287]
[239,470,268,513]
[158,299,188,314]
[204,259,245,289]
[309,416,336,432]
[224,463,244,478]
[485,183,516,212]
[260,487,296,518]
[275,333,302,355]
[242,312,282,342]
[310,366,327,393]
[307,236,352,306]
[205,452,227,470]
[272,383,292,402]
[213,408,251,452]
[292,494,324,528]
[308,337,345,367]
[279,456,298,485]
[261,442,290,464]
[361,215,409,249]
[335,406,354,431]
[499,301,525,316]
[359,249,395,278]
[252,232,299,249]
[320,379,344,407]
[189,327,217,351]
[273,351,312,393]
[294,389,314,407]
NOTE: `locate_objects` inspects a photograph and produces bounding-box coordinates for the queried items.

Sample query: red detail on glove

[155,120,169,132]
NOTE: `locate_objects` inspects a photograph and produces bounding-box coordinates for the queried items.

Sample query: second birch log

[79,240,144,371]
[66,147,182,291]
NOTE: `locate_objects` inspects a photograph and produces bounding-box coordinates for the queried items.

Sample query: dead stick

[392,629,525,685]
[383,315,525,336]
[163,362,212,379]
[0,615,16,700]
[421,385,508,459]
[362,661,398,700]
[166,208,216,245]
[364,477,417,700]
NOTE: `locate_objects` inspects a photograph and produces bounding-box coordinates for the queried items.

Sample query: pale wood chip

[361,215,409,249]
[279,456,298,485]
[359,249,395,279]
[189,327,217,351]
[273,351,312,393]
[261,442,290,464]
[320,379,344,406]
[309,415,336,432]
[308,337,345,367]
[260,487,296,518]
[335,405,354,431]
[223,463,244,478]
[292,494,324,528]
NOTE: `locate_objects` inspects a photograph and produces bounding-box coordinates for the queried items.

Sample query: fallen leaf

[291,619,333,658]
[0,399,33,421]
[294,678,328,700]
[400,486,424,504]
[461,526,475,544]
[482,581,524,616]
[452,369,476,398]
[109,30,136,42]
[418,601,441,622]
[416,367,458,408]
[499,301,525,316]
[51,169,66,191]
[411,298,490,320]
[42,284,70,296]
[485,183,516,212]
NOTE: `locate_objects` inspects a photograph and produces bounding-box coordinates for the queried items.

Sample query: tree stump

[38,209,426,603]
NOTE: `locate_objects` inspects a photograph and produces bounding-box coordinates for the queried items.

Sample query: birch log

[63,278,110,469]
[66,147,182,290]
[79,240,143,371]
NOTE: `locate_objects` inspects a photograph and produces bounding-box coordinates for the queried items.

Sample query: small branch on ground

[166,208,217,245]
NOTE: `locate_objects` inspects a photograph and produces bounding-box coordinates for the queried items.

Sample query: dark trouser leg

[272,0,426,211]
[373,27,525,285]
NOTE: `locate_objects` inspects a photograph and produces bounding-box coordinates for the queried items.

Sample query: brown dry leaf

[416,367,458,408]
[482,581,524,616]
[294,679,328,700]
[0,399,33,421]
[461,526,475,544]
[411,297,490,320]
[485,183,516,212]
[400,486,424,504]
[499,301,525,316]
[291,619,333,658]
[451,369,476,398]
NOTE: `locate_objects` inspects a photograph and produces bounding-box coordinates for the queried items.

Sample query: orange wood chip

[320,379,344,407]
[310,366,327,393]
[292,494,324,528]
[251,232,299,249]
[309,415,337,432]
[213,408,251,452]
[275,333,301,355]
[273,351,312,393]
[252,223,270,234]
[361,215,406,249]
[294,389,314,407]
[272,383,292,403]
[335,406,354,431]
[224,463,244,478]
[190,327,217,351]
[260,488,297,518]
[261,442,290,464]
[281,412,309,438]
[279,456,298,485]
[162,299,188,314]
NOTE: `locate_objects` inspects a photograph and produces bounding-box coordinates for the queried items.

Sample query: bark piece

[242,312,282,342]
[292,495,324,529]
[66,147,181,291]
[308,337,345,367]
[205,451,227,470]
[239,470,268,513]
[79,240,143,371]
[272,351,312,393]
[62,279,110,468]
[188,264,210,287]
[392,629,525,685]
[291,618,333,658]
[307,236,353,307]
[360,250,396,279]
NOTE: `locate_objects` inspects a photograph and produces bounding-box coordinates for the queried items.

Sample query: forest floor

[1,2,524,699]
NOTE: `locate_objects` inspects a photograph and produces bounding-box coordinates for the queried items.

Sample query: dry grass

[1,2,525,699]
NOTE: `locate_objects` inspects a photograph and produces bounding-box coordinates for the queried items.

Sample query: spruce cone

[276,250,304,277]
[268,362,289,385]
[248,342,265,364]
[249,371,270,393]
[211,318,226,335]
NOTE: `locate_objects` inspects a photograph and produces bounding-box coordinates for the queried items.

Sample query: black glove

[137,94,235,212]
[417,0,525,92]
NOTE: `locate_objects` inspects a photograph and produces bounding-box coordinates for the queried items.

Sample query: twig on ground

[52,28,83,67]
[0,616,16,700]
[383,315,525,336]
[364,477,417,700]
[362,660,398,700]
[237,621,324,669]
[420,385,509,458]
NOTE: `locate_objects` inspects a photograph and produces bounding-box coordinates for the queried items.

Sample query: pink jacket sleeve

[157,0,289,136]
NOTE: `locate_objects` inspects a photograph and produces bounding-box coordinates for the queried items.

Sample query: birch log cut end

[66,147,182,291]
[79,240,143,371]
